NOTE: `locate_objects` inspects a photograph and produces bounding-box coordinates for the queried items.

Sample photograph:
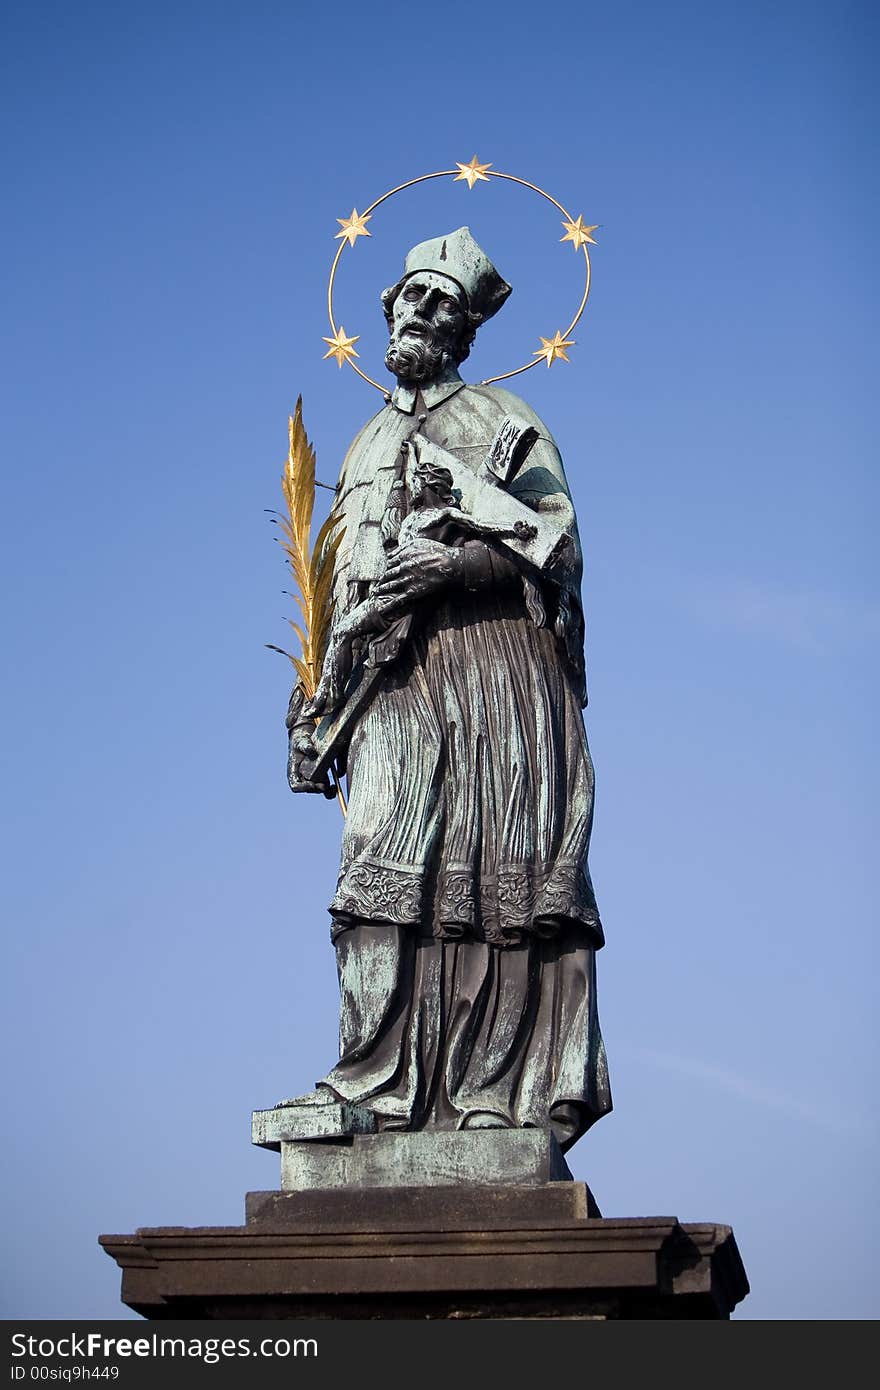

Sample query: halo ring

[326,165,593,393]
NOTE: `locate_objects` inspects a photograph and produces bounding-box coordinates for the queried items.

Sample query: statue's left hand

[372,538,464,604]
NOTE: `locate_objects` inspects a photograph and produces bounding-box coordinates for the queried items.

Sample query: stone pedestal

[100,1126,749,1319]
[253,1110,575,1190]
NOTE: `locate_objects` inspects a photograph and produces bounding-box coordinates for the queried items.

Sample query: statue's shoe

[459,1110,512,1131]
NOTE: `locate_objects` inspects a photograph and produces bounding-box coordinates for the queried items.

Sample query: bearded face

[384,271,469,385]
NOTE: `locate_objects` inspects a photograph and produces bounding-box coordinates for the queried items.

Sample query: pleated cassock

[316,371,611,1150]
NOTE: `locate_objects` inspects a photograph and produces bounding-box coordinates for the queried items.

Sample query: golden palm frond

[273,397,344,702]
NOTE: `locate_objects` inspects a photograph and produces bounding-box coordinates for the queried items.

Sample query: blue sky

[1,0,876,1320]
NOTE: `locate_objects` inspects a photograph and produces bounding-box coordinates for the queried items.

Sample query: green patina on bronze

[282,230,611,1159]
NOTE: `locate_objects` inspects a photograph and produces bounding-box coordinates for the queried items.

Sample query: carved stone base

[252,1097,376,1148]
[99,1182,749,1319]
[279,1128,574,1190]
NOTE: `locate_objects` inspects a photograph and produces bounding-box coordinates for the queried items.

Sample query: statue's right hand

[305,627,356,719]
[305,665,337,720]
[287,721,333,796]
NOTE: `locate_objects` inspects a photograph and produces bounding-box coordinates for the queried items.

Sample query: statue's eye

[440,299,458,313]
[403,286,422,302]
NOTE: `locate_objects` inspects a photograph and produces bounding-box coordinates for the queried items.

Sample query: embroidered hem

[329,855,603,948]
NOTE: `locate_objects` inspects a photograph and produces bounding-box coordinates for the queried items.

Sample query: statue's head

[382,227,511,386]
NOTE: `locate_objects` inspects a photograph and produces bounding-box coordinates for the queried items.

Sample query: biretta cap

[402,227,512,323]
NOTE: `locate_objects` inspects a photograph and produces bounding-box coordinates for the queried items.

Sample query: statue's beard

[385,324,457,384]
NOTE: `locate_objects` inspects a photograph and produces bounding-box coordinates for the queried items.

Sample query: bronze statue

[100,192,750,1322]
[286,227,611,1153]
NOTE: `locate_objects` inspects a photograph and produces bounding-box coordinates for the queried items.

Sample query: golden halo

[323,158,598,394]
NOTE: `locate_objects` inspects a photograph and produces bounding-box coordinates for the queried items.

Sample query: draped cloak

[312,372,612,1150]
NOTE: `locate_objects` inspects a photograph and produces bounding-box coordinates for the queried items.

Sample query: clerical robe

[315,372,611,1149]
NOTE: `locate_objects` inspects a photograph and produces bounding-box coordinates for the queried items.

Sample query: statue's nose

[414,291,433,318]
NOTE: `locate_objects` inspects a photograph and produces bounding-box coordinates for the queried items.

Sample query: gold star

[533,331,575,367]
[335,208,372,247]
[560,215,599,251]
[322,326,360,367]
[453,155,492,190]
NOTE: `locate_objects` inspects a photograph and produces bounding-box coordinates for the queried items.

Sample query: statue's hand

[371,538,464,604]
[306,627,356,718]
[285,686,334,796]
[287,721,334,796]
